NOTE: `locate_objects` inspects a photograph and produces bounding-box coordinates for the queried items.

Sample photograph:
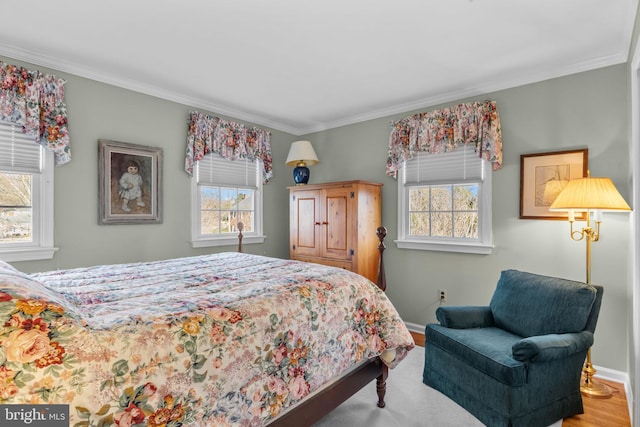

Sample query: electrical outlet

[439,289,448,302]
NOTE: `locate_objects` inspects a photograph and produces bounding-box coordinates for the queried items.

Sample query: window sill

[0,246,58,262]
[395,239,493,254]
[191,235,266,249]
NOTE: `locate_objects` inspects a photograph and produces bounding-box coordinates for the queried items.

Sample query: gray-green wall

[303,64,632,375]
[3,55,632,374]
[1,55,295,269]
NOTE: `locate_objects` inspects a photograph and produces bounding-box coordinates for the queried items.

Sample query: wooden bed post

[376,363,389,408]
[237,222,244,253]
[376,226,387,292]
[375,226,388,407]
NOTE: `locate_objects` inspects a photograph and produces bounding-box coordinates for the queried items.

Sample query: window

[0,122,56,261]
[396,146,493,254]
[191,153,265,247]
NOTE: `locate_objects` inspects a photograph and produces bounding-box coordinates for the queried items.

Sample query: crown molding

[295,52,629,136]
[0,43,301,136]
[0,42,628,138]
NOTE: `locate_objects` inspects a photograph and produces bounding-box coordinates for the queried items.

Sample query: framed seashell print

[520,149,588,220]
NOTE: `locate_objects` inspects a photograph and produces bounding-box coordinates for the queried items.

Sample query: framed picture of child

[98,139,163,224]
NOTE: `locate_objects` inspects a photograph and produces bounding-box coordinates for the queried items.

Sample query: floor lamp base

[581,347,613,399]
[581,375,613,399]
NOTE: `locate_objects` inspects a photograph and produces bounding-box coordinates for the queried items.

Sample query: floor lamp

[549,171,631,398]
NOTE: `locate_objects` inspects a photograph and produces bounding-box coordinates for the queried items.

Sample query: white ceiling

[0,0,636,135]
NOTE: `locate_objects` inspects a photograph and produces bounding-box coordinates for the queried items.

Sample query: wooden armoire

[289,180,382,283]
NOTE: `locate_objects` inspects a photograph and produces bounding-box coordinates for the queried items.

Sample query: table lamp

[285,140,319,185]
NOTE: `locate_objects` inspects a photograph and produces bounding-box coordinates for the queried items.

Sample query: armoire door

[290,189,321,257]
[321,187,352,260]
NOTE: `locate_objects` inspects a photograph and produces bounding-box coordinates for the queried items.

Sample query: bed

[0,230,414,426]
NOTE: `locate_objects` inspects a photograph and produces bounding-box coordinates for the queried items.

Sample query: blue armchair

[423,270,603,427]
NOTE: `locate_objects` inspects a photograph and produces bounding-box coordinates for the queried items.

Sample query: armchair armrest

[512,331,594,362]
[436,306,494,329]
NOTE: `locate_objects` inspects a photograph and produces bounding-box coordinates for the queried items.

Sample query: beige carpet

[313,345,562,427]
[312,346,484,426]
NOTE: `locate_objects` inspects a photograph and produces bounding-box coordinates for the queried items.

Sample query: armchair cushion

[435,306,494,329]
[512,331,594,362]
[426,324,527,386]
[490,270,596,337]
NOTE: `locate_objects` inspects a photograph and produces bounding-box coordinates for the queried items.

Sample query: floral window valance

[185,111,273,184]
[0,61,71,165]
[386,100,502,178]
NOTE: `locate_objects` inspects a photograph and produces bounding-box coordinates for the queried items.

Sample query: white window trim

[395,152,494,255]
[0,148,57,262]
[190,156,266,248]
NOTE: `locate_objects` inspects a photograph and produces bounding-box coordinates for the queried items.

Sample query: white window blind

[197,154,258,188]
[0,122,41,173]
[404,146,484,185]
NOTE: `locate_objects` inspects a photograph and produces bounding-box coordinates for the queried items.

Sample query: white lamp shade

[286,141,319,166]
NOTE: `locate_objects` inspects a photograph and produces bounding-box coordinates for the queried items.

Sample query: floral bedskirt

[0,253,414,426]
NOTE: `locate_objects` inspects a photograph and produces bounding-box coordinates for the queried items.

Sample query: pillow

[0,259,22,275]
[0,264,78,318]
[489,270,596,337]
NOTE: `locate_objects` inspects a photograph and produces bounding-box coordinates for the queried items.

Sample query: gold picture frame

[98,139,163,224]
[519,149,588,220]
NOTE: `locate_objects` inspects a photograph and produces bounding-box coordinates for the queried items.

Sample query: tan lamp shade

[549,176,631,211]
[285,141,319,167]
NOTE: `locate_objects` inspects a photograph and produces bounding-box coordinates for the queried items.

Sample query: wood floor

[410,331,631,426]
[562,378,630,427]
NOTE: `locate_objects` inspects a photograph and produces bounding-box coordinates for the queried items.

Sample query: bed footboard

[267,226,391,426]
[267,358,388,426]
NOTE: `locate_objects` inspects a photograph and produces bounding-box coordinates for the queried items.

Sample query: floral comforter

[0,253,414,426]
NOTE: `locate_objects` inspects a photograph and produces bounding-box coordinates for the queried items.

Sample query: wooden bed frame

[237,223,391,426]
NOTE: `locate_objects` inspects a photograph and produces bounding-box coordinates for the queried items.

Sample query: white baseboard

[594,365,628,386]
[405,321,425,334]
[592,366,633,423]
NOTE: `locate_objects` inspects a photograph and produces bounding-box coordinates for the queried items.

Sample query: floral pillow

[0,260,21,275]
[0,268,85,400]
[0,263,80,321]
